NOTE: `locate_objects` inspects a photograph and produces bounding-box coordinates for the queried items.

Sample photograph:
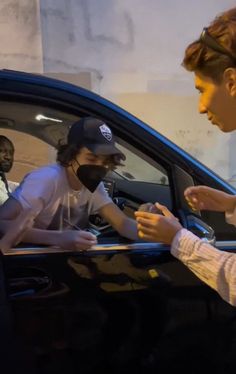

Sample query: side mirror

[181,213,216,246]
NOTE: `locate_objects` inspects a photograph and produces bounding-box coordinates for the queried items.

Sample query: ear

[223,68,236,97]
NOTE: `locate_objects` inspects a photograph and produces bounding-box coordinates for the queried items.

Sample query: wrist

[170,226,182,244]
[52,230,64,247]
[225,195,236,214]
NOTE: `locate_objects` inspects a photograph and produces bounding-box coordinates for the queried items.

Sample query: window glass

[0,100,170,217]
[113,142,169,185]
[0,101,78,183]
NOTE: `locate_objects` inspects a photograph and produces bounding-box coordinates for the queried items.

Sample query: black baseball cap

[67,117,125,159]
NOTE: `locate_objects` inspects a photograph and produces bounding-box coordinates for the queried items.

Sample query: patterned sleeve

[171,228,236,306]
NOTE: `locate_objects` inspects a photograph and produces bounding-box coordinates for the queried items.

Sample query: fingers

[137,221,157,237]
[184,185,212,199]
[137,214,182,244]
[184,187,202,210]
[185,196,199,211]
[138,202,154,212]
[135,212,160,239]
[137,222,158,241]
[73,233,97,250]
[135,203,178,222]
[79,231,97,241]
[154,203,176,218]
[135,211,156,220]
[135,212,158,227]
[137,225,156,237]
[135,203,174,219]
[184,187,209,211]
[62,230,97,251]
[138,231,154,241]
[185,185,205,195]
[75,238,97,250]
[184,186,198,197]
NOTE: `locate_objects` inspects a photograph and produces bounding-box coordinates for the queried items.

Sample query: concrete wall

[1,0,236,184]
[0,0,43,72]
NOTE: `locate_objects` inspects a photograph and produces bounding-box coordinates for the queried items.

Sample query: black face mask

[75,164,108,193]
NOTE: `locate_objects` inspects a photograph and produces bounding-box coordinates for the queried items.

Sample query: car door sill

[2,242,169,256]
[215,240,236,250]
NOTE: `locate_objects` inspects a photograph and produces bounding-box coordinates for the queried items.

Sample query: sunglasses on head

[200,27,236,64]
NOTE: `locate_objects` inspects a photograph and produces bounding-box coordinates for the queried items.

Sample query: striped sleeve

[171,228,236,306]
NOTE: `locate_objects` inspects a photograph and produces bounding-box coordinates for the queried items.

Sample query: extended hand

[184,185,236,213]
[135,202,182,244]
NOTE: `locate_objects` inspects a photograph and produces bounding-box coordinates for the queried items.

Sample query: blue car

[1,70,236,374]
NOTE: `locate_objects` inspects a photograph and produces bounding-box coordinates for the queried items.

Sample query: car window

[104,139,172,213]
[0,100,169,188]
[0,101,77,144]
[0,101,78,183]
[114,142,168,185]
[0,100,172,231]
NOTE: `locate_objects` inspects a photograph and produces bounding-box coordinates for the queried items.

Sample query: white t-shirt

[0,178,9,205]
[12,163,112,230]
[0,179,18,205]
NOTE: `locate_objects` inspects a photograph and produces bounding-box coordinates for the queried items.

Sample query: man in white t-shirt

[0,117,138,250]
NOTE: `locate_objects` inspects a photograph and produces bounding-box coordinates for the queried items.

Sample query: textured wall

[1,0,236,184]
[38,0,236,183]
[0,0,43,72]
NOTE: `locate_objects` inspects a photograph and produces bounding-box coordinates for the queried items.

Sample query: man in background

[0,135,15,205]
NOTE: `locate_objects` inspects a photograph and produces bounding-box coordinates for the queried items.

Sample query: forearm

[118,217,138,240]
[22,228,62,246]
[171,229,236,306]
[225,197,236,226]
[225,194,236,214]
[0,215,56,246]
[0,220,13,234]
[0,212,36,251]
[99,203,138,240]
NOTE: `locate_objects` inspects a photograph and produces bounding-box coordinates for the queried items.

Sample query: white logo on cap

[99,124,112,141]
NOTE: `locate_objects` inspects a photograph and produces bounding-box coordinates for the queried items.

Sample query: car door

[0,70,236,373]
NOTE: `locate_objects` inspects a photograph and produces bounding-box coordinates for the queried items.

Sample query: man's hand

[138,202,163,213]
[184,185,236,213]
[135,202,182,244]
[58,230,97,251]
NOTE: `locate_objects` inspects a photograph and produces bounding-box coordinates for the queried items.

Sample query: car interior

[0,98,236,248]
[0,100,173,246]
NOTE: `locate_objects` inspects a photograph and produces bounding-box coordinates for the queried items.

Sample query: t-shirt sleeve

[11,169,56,215]
[89,182,112,214]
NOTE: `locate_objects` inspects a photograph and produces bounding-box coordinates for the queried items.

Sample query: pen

[63,219,100,237]
[63,218,81,231]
